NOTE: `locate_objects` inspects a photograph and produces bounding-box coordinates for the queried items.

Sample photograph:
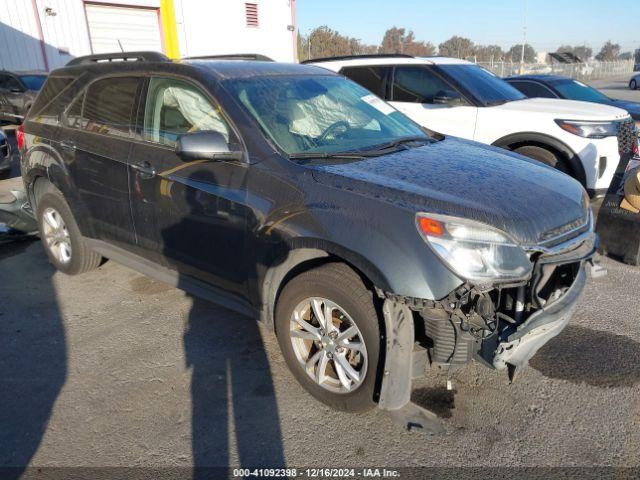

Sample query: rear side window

[392,66,457,104]
[84,77,139,138]
[508,80,556,98]
[340,66,390,98]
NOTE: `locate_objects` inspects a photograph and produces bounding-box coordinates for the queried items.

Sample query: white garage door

[85,4,163,54]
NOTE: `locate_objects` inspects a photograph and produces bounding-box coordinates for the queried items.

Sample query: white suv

[310,54,635,196]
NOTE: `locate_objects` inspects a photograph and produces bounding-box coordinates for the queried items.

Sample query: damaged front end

[377,220,596,431]
[420,228,595,380]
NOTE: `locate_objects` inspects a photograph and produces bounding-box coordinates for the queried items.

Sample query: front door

[63,76,140,247]
[128,76,251,301]
[389,66,478,139]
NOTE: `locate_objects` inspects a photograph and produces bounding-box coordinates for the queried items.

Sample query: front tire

[275,263,381,412]
[514,145,570,175]
[36,182,102,275]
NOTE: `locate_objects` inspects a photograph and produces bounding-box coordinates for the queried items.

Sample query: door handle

[131,161,157,179]
[60,140,76,151]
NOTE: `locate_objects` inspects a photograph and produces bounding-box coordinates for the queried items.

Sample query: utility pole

[520,0,527,73]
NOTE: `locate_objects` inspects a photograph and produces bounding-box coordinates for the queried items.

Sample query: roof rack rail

[183,53,274,62]
[300,53,414,64]
[66,51,170,66]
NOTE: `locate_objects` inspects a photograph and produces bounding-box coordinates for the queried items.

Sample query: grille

[245,3,259,27]
[617,119,638,156]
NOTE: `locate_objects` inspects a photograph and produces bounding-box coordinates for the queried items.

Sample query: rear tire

[631,79,637,90]
[35,181,102,275]
[514,145,570,175]
[275,263,381,412]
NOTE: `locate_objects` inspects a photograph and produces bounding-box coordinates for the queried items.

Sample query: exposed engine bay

[384,229,597,383]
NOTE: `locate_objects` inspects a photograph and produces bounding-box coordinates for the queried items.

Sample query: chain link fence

[476,60,634,80]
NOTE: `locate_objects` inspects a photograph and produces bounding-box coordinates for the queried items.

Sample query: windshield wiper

[485,99,509,107]
[288,151,366,161]
[354,136,431,155]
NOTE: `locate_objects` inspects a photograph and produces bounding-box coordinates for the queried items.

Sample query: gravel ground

[1,78,639,475]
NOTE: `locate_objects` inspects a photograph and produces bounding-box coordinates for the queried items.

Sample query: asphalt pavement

[1,77,640,474]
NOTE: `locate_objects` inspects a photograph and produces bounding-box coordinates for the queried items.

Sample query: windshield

[19,75,46,91]
[438,64,526,106]
[225,75,429,156]
[550,79,609,103]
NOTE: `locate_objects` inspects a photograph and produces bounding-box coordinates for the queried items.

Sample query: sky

[296,0,640,54]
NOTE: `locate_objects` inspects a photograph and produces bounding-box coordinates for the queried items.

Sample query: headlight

[555,119,618,139]
[416,213,533,283]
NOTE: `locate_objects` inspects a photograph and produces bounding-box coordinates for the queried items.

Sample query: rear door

[64,76,141,247]
[127,76,251,301]
[389,65,478,138]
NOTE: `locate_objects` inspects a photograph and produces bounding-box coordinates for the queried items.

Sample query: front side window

[225,74,429,156]
[550,79,610,103]
[83,77,139,138]
[142,77,230,147]
[437,64,525,106]
[341,66,390,98]
[392,67,460,104]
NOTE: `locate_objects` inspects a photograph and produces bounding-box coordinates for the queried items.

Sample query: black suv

[0,70,47,123]
[21,52,595,428]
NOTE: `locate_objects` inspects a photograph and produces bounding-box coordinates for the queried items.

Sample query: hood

[309,138,589,246]
[607,99,640,120]
[493,97,630,121]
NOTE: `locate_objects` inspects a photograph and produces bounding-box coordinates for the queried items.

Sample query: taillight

[16,124,25,150]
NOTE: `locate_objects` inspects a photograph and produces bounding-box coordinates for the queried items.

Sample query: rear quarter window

[28,76,75,125]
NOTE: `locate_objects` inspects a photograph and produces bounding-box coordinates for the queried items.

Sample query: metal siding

[0,0,46,70]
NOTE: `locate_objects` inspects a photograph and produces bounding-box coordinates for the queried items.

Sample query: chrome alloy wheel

[42,207,72,264]
[289,297,368,393]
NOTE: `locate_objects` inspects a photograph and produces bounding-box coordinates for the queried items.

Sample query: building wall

[0,0,296,72]
[174,0,297,62]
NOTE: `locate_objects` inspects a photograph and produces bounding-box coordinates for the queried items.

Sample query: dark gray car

[0,71,47,123]
[0,129,10,173]
[21,53,595,430]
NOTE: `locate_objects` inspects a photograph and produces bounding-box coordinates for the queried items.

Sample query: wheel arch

[492,132,587,187]
[260,240,391,331]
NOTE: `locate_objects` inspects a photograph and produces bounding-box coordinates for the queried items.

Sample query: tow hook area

[378,299,445,434]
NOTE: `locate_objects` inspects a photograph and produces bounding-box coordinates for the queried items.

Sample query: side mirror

[433,90,462,106]
[175,131,243,162]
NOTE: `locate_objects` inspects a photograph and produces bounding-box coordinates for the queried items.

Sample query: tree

[506,44,537,63]
[298,26,377,61]
[635,48,640,64]
[380,27,435,56]
[573,45,593,62]
[438,36,475,59]
[474,45,504,62]
[619,51,633,61]
[595,41,621,61]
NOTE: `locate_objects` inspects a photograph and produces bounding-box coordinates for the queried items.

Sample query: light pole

[520,0,528,74]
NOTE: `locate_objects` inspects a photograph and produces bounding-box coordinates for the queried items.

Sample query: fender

[259,239,393,330]
[492,132,587,188]
[22,141,95,238]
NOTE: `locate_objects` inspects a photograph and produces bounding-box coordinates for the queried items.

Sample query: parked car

[0,129,11,173]
[21,52,595,425]
[309,54,633,197]
[0,70,47,123]
[630,73,640,90]
[505,74,640,131]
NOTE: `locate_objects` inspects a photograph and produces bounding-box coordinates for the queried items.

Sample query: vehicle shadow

[530,325,640,387]
[160,169,286,474]
[0,239,67,479]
